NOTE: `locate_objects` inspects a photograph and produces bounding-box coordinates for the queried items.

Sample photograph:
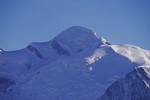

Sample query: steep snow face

[52,26,110,55]
[98,66,150,100]
[15,46,139,100]
[111,44,150,65]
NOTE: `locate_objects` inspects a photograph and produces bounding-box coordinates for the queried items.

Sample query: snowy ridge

[0,26,149,100]
[98,65,150,100]
[111,44,150,65]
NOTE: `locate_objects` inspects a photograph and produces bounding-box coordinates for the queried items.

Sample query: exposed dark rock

[27,45,44,59]
[0,77,15,93]
[51,40,70,56]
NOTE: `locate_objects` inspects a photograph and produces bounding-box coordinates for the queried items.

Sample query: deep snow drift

[0,26,150,100]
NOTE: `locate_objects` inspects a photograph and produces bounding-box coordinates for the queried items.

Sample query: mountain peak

[52,26,111,54]
[55,26,98,40]
[66,26,92,31]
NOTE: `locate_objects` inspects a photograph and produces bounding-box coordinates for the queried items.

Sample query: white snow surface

[85,47,106,64]
[0,26,149,100]
[111,44,150,65]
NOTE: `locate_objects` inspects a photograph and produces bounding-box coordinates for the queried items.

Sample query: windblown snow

[111,44,150,65]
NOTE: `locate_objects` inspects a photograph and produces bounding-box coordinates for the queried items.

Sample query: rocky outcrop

[51,40,70,56]
[27,45,44,59]
[0,77,15,93]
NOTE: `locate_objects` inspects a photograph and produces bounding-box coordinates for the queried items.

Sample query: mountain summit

[0,26,150,100]
[52,26,111,54]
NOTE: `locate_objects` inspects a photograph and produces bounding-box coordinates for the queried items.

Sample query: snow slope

[98,66,150,100]
[0,26,149,100]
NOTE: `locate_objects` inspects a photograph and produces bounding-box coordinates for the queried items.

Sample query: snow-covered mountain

[0,26,150,100]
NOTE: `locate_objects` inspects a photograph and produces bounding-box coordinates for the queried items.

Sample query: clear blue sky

[0,0,150,51]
